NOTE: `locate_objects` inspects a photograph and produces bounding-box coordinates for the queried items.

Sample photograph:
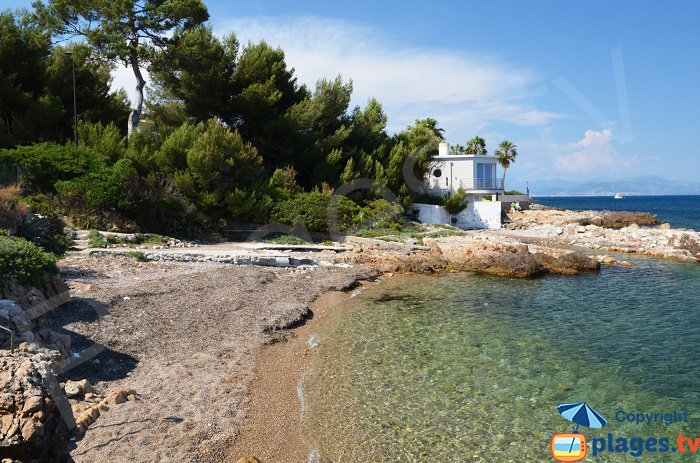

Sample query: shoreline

[2,208,700,462]
[225,289,356,462]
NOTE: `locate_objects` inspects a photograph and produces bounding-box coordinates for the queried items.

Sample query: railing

[458,178,503,190]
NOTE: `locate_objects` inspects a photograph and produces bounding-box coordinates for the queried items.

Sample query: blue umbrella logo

[557,402,607,453]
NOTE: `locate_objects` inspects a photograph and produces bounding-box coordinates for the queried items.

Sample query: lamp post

[65,51,78,145]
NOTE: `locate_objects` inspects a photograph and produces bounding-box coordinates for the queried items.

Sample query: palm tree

[495,140,518,190]
[452,143,466,155]
[416,118,445,140]
[466,136,487,155]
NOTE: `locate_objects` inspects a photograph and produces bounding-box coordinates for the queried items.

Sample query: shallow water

[304,256,700,462]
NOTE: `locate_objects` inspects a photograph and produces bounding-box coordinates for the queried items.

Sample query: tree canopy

[34,0,209,136]
[0,10,129,147]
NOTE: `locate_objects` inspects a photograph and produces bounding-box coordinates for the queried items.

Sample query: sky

[8,0,700,183]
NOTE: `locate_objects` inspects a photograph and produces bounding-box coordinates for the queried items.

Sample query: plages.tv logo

[551,402,608,462]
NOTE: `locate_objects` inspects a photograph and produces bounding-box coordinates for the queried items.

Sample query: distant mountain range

[508,176,700,197]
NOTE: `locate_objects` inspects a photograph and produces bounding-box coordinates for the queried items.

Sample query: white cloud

[554,128,638,174]
[215,16,563,136]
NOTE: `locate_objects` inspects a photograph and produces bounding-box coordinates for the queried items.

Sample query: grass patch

[265,234,308,245]
[87,229,108,248]
[124,251,147,261]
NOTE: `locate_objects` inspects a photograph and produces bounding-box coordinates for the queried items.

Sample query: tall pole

[66,52,78,145]
[71,55,78,145]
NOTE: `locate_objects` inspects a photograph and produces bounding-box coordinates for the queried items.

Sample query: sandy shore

[48,256,374,463]
[226,290,354,462]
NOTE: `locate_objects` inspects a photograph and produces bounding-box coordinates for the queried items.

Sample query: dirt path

[48,255,373,463]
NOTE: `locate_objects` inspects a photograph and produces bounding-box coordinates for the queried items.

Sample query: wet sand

[226,290,353,462]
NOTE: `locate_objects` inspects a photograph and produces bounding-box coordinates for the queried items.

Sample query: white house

[424,142,503,201]
[411,142,522,230]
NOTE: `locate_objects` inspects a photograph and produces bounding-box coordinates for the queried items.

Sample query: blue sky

[11,1,700,182]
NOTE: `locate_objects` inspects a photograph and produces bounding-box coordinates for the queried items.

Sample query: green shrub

[56,158,139,215]
[505,190,524,195]
[443,188,468,214]
[15,213,71,256]
[87,229,108,248]
[271,192,359,232]
[411,193,443,205]
[78,122,126,163]
[154,122,204,173]
[0,143,96,192]
[268,166,303,195]
[124,251,147,261]
[0,236,58,285]
[266,234,308,245]
[357,199,405,230]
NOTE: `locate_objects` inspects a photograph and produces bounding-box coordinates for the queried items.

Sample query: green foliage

[35,0,209,134]
[443,188,469,214]
[124,251,147,262]
[56,159,139,214]
[0,11,128,147]
[154,122,204,173]
[186,120,262,189]
[411,193,444,206]
[0,235,58,285]
[505,190,524,195]
[265,235,308,245]
[78,121,126,163]
[268,166,303,196]
[355,199,405,230]
[495,140,518,189]
[0,143,95,191]
[271,192,358,232]
[87,229,108,248]
[466,136,487,155]
[150,26,238,123]
[15,213,70,256]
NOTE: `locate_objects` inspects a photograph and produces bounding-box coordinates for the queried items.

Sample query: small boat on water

[614,192,623,199]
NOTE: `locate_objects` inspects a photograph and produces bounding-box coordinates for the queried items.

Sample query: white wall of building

[425,149,501,196]
[411,201,502,230]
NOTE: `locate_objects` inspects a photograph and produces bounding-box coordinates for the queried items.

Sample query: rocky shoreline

[1,206,698,462]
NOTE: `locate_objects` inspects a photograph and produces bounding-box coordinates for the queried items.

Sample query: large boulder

[0,351,69,463]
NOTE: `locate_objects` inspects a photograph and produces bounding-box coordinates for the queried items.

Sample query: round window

[433,168,442,178]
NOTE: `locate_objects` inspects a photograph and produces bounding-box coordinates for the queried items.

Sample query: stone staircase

[72,229,90,251]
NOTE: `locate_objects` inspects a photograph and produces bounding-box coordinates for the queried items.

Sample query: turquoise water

[304,257,700,462]
[535,195,700,230]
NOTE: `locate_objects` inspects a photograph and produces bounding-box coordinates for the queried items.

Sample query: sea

[302,196,700,462]
[534,195,700,231]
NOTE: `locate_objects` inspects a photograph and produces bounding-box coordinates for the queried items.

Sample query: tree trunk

[502,169,507,191]
[127,60,145,138]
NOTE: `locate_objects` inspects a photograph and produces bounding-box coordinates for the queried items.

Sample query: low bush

[55,158,139,215]
[0,143,96,192]
[0,236,58,286]
[271,192,360,232]
[359,199,405,230]
[15,213,71,256]
[265,235,308,245]
[443,188,468,214]
[87,229,108,248]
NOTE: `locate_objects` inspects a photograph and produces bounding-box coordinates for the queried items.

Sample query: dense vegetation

[1,2,519,246]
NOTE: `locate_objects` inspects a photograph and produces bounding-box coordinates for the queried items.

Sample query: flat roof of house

[432,154,499,161]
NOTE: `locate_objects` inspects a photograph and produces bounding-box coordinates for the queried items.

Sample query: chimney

[438,142,450,156]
